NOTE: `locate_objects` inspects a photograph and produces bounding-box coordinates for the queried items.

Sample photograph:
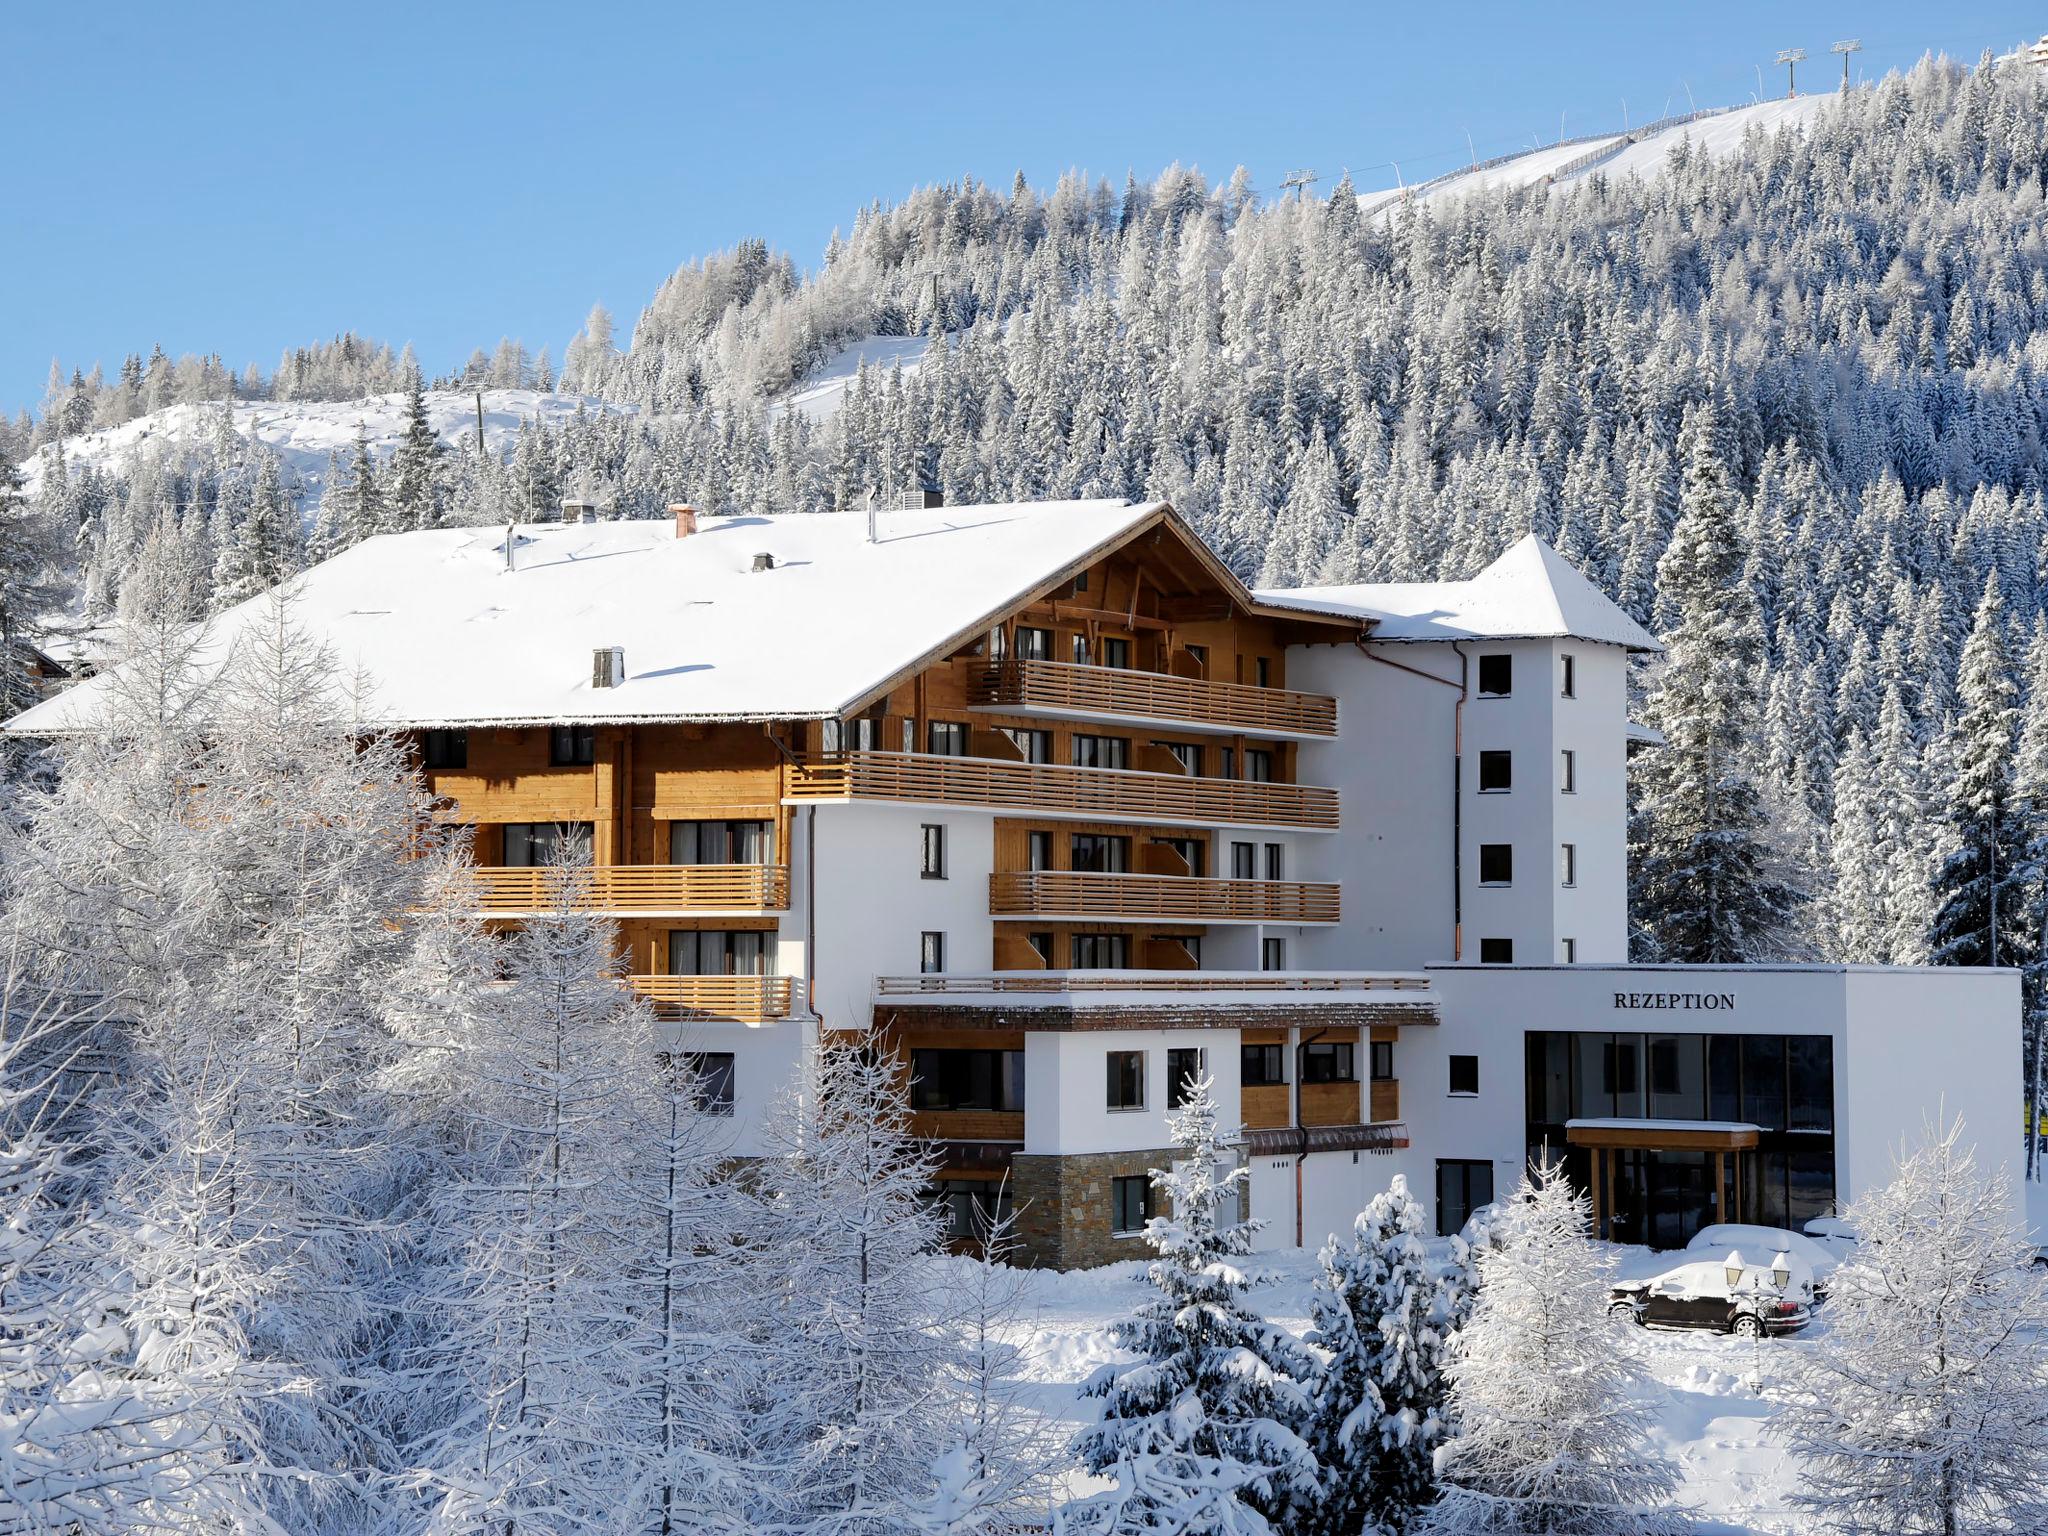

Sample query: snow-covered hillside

[21,389,632,505]
[1360,93,1836,211]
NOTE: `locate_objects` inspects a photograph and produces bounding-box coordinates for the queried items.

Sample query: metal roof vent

[592,646,625,689]
[562,497,600,523]
[752,552,776,572]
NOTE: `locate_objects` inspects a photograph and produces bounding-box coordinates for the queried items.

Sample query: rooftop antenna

[474,389,486,458]
[503,521,516,572]
[1776,47,1807,99]
[1831,38,1862,93]
[865,484,879,544]
[1278,168,1318,201]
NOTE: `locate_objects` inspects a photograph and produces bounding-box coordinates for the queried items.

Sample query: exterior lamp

[1770,1251,1792,1291]
[1724,1250,1746,1291]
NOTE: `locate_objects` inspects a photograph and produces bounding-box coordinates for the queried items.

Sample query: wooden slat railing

[989,870,1340,923]
[874,972,1433,997]
[788,752,1338,831]
[469,864,789,913]
[969,658,1338,737]
[628,974,793,1023]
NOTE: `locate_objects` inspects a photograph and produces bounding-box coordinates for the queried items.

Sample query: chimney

[592,646,626,689]
[752,552,776,572]
[670,503,698,539]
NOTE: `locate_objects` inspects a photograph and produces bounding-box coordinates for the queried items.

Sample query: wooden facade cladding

[627,974,793,1023]
[1370,1079,1401,1124]
[786,751,1338,831]
[468,863,790,914]
[966,657,1337,738]
[875,973,1433,999]
[989,870,1339,925]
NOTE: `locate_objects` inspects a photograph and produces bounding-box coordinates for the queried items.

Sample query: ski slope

[774,334,932,422]
[20,389,632,506]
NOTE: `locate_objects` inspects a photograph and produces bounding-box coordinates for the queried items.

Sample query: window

[503,821,592,867]
[1102,637,1131,669]
[920,931,945,974]
[1479,937,1513,964]
[1106,1051,1146,1110]
[422,729,468,769]
[850,715,881,751]
[1369,1040,1394,1081]
[1242,1042,1285,1086]
[1165,934,1202,966]
[1071,633,1090,665]
[1263,843,1284,881]
[1072,569,1089,594]
[1071,735,1129,769]
[1070,834,1131,873]
[1231,842,1257,880]
[1477,750,1512,792]
[1153,836,1205,875]
[1244,748,1274,782]
[1072,933,1130,969]
[1154,740,1203,775]
[1479,843,1513,886]
[821,718,845,753]
[1027,830,1054,871]
[671,819,774,865]
[1560,843,1577,887]
[910,1049,1025,1112]
[1015,626,1052,660]
[935,1179,1015,1244]
[1000,726,1053,763]
[1448,1054,1479,1096]
[1167,1048,1204,1108]
[1477,654,1512,697]
[1111,1175,1152,1235]
[679,1052,735,1115]
[1255,656,1271,687]
[1185,643,1208,675]
[927,721,969,756]
[1262,936,1286,971]
[1027,931,1053,965]
[1560,749,1577,793]
[1218,746,1237,779]
[1560,653,1577,698]
[1560,937,1578,963]
[669,929,769,976]
[550,725,596,765]
[1436,1160,1495,1237]
[920,824,947,879]
[1303,1041,1356,1083]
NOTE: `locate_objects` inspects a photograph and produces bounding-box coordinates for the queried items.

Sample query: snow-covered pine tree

[1417,1157,1684,1536]
[1929,570,2032,974]
[0,437,61,721]
[389,362,443,531]
[1296,1173,1461,1536]
[1062,1073,1316,1536]
[2017,617,2048,1179]
[1778,1115,2048,1535]
[1629,399,1802,962]
[210,449,299,608]
[339,422,386,545]
[741,1028,959,1534]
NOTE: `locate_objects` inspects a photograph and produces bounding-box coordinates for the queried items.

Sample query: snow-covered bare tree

[1418,1157,1684,1536]
[1779,1115,2048,1535]
[1061,1073,1316,1536]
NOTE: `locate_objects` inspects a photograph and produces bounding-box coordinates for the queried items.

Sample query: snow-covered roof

[8,501,1172,733]
[1260,534,1661,652]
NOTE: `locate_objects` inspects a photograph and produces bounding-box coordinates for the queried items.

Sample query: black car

[1608,1259,1812,1337]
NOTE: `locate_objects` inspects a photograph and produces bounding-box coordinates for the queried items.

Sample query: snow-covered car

[1608,1258,1812,1337]
[1800,1215,1858,1263]
[1685,1224,1831,1298]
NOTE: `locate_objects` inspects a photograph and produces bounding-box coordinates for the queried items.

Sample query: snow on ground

[968,1243,1818,1531]
[19,389,632,506]
[774,334,931,422]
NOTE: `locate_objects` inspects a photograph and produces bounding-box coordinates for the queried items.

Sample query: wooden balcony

[968,658,1338,738]
[874,972,1430,998]
[1371,1079,1400,1123]
[628,974,794,1024]
[989,870,1339,924]
[788,752,1338,832]
[470,864,788,914]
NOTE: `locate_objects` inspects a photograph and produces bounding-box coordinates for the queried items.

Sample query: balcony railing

[874,971,1431,997]
[969,657,1339,737]
[989,870,1340,924]
[629,974,794,1024]
[787,752,1338,831]
[469,864,789,914]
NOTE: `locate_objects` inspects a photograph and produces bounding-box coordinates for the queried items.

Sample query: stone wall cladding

[1012,1149,1179,1269]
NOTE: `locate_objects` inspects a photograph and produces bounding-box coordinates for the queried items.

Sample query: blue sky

[3,1,2041,419]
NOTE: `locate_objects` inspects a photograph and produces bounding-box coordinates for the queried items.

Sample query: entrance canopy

[1566,1118,1761,1152]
